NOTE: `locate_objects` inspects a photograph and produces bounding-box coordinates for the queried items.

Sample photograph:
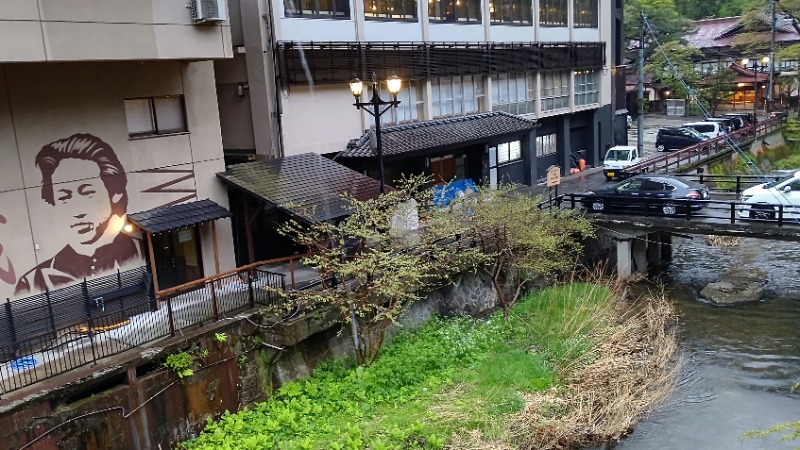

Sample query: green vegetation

[182,283,676,450]
[164,352,195,379]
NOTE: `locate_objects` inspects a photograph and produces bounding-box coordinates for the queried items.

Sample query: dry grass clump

[705,235,744,247]
[510,291,678,449]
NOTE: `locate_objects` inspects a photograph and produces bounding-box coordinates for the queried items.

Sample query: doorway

[150,226,204,290]
[430,155,457,184]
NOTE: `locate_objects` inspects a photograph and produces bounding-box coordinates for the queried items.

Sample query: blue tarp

[432,178,477,207]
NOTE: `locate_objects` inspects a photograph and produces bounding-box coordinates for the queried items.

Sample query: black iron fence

[0,266,285,396]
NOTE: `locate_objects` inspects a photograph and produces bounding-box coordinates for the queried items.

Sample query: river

[617,236,800,449]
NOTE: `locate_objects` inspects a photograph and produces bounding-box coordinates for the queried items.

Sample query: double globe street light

[349,73,403,194]
[741,56,770,117]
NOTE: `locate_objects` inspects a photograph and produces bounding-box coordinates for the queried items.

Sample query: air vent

[191,0,227,23]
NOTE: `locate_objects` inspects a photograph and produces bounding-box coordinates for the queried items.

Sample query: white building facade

[0,1,237,302]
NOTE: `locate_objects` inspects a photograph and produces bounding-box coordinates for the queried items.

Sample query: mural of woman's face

[50,159,114,249]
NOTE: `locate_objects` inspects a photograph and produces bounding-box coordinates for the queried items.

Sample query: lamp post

[349,73,403,194]
[741,57,770,118]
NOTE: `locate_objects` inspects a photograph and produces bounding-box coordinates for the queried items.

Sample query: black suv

[655,127,707,152]
[720,113,756,128]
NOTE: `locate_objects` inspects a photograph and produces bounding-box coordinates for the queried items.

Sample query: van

[602,145,640,181]
[720,113,756,128]
[682,121,724,140]
[655,127,707,152]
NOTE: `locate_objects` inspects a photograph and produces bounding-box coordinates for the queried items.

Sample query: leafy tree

[279,175,484,365]
[698,66,738,114]
[445,185,595,319]
[645,41,703,99]
[624,0,694,63]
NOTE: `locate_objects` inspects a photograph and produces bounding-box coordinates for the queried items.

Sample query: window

[496,140,522,164]
[379,81,424,125]
[365,0,417,20]
[539,0,567,26]
[574,70,599,106]
[573,0,597,27]
[541,71,570,111]
[489,0,532,25]
[536,133,557,157]
[124,96,187,138]
[431,75,485,117]
[284,0,350,18]
[429,0,481,22]
[492,73,536,115]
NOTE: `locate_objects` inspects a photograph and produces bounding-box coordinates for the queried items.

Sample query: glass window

[541,71,570,112]
[492,73,536,115]
[574,70,599,106]
[489,0,532,25]
[429,0,481,22]
[536,134,557,157]
[284,0,351,18]
[380,81,424,125]
[493,140,522,165]
[432,75,484,117]
[539,0,567,27]
[365,0,417,20]
[573,0,597,27]
[124,96,187,138]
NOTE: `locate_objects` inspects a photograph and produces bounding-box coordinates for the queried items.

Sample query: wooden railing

[623,116,786,175]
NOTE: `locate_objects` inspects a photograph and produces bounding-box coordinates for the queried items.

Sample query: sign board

[546,165,561,187]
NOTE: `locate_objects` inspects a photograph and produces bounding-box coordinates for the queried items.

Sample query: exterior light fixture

[349,77,365,100]
[762,56,770,64]
[386,74,402,99]
[741,58,750,66]
[124,223,134,233]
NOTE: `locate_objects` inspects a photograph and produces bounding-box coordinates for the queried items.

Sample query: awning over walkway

[216,152,384,223]
[341,111,538,159]
[128,198,232,234]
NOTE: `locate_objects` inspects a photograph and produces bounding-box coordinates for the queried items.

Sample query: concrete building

[0,1,236,301]
[216,0,627,183]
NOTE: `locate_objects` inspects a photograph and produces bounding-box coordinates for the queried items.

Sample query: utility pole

[768,0,776,114]
[637,12,645,157]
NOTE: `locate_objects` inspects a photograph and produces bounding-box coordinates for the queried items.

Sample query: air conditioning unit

[191,0,227,23]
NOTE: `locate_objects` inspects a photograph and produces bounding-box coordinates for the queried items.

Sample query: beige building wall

[0,0,232,62]
[0,60,235,301]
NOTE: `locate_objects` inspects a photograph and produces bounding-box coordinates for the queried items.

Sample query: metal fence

[0,266,285,396]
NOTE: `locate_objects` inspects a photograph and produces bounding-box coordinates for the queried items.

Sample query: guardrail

[666,173,786,197]
[623,116,786,175]
[543,193,800,227]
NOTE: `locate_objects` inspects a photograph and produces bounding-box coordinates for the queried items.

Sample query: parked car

[602,145,640,181]
[720,113,756,127]
[655,127,708,152]
[582,175,710,216]
[705,117,735,133]
[739,170,800,219]
[769,111,789,120]
[719,115,745,131]
[682,121,724,140]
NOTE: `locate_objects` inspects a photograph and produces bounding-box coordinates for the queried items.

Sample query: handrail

[156,252,314,298]
[622,116,785,175]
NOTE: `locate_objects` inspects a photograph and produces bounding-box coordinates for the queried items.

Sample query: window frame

[494,140,522,165]
[574,69,599,106]
[284,0,351,19]
[429,0,481,23]
[124,95,188,139]
[489,0,533,25]
[492,73,536,115]
[431,75,485,118]
[379,81,425,125]
[541,71,570,112]
[536,133,557,157]
[572,0,598,28]
[364,0,418,21]
[539,0,567,27]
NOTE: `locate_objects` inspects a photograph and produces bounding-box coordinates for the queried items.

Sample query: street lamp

[741,56,770,118]
[349,73,402,194]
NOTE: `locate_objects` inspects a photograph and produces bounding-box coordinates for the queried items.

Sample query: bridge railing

[542,193,800,227]
[623,116,786,175]
[664,173,787,197]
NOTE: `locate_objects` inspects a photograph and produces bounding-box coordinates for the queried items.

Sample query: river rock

[700,268,769,305]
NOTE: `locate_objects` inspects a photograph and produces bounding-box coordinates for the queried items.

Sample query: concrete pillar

[561,116,571,174]
[632,237,647,275]
[646,232,662,271]
[523,128,538,185]
[616,239,632,279]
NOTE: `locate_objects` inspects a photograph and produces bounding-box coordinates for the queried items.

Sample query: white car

[602,145,640,181]
[682,121,724,140]
[739,170,800,219]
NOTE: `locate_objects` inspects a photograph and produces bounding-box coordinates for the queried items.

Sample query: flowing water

[617,237,800,449]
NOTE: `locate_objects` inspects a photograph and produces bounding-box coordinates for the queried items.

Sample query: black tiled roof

[128,199,232,234]
[216,153,384,223]
[342,111,537,158]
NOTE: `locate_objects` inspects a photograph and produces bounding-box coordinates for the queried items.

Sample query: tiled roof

[128,199,232,234]
[341,111,538,158]
[216,153,384,223]
[686,15,800,49]
[730,63,769,82]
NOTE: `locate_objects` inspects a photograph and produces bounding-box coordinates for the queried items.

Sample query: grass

[182,282,676,450]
